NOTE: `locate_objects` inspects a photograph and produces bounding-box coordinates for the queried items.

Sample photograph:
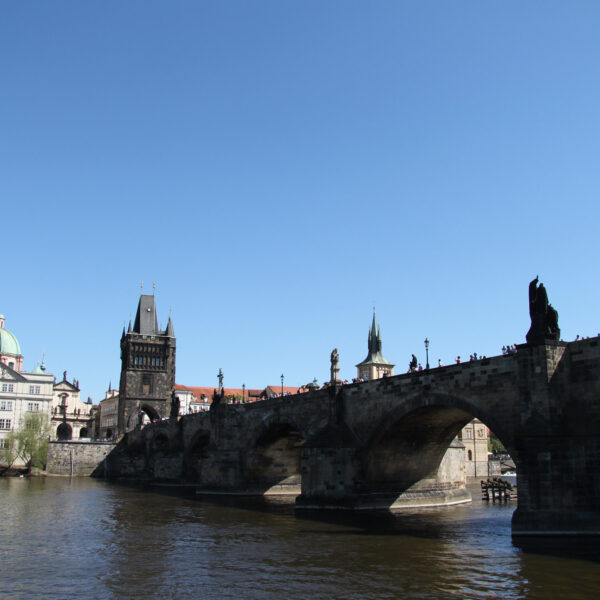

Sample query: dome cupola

[0,314,24,371]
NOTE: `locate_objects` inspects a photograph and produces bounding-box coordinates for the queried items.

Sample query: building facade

[98,388,119,440]
[458,418,490,478]
[0,315,53,463]
[117,294,176,436]
[51,373,95,441]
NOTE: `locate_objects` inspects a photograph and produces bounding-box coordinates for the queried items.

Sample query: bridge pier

[297,423,363,508]
[512,435,600,536]
[510,342,600,536]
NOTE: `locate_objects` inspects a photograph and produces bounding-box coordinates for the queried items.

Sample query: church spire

[356,310,394,380]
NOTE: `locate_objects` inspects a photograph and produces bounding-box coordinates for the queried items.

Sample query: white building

[98,388,119,440]
[0,314,53,462]
[51,373,95,441]
[458,418,489,478]
[175,385,214,413]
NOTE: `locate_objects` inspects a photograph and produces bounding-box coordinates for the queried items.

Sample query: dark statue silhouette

[526,276,560,345]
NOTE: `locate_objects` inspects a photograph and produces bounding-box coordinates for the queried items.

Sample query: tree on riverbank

[0,413,50,472]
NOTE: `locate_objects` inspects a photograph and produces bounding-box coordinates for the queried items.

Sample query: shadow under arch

[57,422,73,441]
[182,430,210,482]
[146,430,178,481]
[362,392,518,501]
[244,416,307,495]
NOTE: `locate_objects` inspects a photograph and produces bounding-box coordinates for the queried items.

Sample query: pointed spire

[356,309,393,368]
[108,381,112,392]
[166,316,174,337]
[368,309,379,354]
[133,294,159,335]
[128,320,132,333]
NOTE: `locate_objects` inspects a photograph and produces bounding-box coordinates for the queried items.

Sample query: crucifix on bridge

[217,368,224,394]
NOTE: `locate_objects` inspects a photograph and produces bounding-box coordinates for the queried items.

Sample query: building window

[27,403,40,412]
[28,385,41,395]
[0,439,6,448]
[0,419,12,430]
[8,362,14,369]
[142,374,152,395]
[2,384,14,393]
[468,450,473,461]
[465,429,473,439]
[0,401,12,411]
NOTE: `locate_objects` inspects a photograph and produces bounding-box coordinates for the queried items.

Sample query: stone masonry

[100,338,600,537]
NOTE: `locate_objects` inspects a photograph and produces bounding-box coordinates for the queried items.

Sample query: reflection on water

[0,478,599,599]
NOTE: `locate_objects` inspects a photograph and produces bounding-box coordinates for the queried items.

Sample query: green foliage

[225,394,246,403]
[0,413,50,470]
[488,432,507,455]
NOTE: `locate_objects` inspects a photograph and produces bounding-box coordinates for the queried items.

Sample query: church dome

[0,318,22,356]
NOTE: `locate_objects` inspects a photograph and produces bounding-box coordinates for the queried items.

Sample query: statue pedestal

[330,367,341,384]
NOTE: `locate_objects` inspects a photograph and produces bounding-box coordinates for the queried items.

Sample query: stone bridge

[102,339,600,536]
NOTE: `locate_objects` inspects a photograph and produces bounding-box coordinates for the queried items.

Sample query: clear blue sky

[2,2,599,401]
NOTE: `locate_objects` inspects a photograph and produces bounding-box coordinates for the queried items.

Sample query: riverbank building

[0,314,54,464]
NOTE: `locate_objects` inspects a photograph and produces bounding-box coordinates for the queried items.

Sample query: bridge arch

[362,392,519,496]
[244,416,307,494]
[140,404,160,423]
[183,430,211,482]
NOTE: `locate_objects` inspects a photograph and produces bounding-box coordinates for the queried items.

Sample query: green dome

[0,326,21,356]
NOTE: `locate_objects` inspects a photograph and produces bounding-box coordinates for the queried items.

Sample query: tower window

[142,374,152,395]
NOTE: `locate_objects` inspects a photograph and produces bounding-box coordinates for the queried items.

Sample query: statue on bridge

[330,348,340,383]
[170,390,180,420]
[526,276,560,345]
[409,354,418,373]
[217,368,224,394]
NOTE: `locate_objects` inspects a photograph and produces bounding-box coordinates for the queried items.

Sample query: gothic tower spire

[356,310,394,381]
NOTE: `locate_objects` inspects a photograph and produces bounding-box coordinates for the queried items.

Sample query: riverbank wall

[46,440,116,476]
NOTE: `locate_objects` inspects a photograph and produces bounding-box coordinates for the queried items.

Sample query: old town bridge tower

[117,294,175,436]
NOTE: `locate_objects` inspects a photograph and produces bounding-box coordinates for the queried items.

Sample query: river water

[0,477,598,599]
